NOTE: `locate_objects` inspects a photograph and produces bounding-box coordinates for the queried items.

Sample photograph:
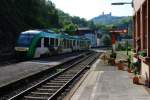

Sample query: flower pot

[127,68,132,73]
[108,58,115,65]
[111,59,115,65]
[145,80,149,86]
[117,63,124,70]
[133,76,139,84]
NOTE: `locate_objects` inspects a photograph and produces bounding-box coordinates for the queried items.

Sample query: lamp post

[111,2,133,55]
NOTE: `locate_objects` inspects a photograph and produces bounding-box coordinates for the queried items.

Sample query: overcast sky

[51,0,133,20]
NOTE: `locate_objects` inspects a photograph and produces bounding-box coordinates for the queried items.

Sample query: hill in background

[92,12,129,25]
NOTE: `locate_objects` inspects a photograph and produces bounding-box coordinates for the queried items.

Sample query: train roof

[21,30,41,34]
[21,30,90,41]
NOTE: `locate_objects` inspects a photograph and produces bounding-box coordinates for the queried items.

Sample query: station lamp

[111,2,133,7]
[111,2,133,55]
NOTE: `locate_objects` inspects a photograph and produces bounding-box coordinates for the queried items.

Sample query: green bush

[139,50,147,57]
[117,43,126,51]
[110,52,117,59]
[131,62,141,75]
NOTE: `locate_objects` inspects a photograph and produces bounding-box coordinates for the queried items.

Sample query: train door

[34,38,44,58]
[34,38,50,58]
[57,38,62,54]
[54,38,59,53]
[73,40,76,51]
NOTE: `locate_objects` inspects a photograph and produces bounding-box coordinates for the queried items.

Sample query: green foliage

[0,0,97,58]
[57,11,96,34]
[131,62,141,75]
[110,52,117,59]
[139,49,147,57]
[101,35,111,45]
[117,43,125,51]
[64,23,78,35]
[0,0,60,30]
[0,0,96,43]
[96,24,107,30]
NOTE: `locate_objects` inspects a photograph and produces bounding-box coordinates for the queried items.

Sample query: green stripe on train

[27,34,41,58]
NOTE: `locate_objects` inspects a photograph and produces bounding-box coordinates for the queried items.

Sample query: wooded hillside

[0,0,93,60]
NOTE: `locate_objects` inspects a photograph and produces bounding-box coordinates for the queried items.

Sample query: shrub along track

[8,52,100,100]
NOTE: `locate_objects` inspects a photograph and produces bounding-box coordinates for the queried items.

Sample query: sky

[51,0,133,20]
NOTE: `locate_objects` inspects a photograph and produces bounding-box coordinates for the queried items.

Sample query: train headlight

[15,47,29,51]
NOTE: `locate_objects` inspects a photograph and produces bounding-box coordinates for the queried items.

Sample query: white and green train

[15,30,91,59]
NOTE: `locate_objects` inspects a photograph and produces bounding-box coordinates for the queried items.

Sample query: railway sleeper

[26,93,50,97]
[63,71,79,74]
[54,78,70,81]
[36,88,57,93]
[24,95,49,100]
[30,91,54,96]
[45,82,64,86]
[40,85,61,89]
[57,76,73,78]
[62,72,76,74]
[63,72,78,74]
[50,80,68,83]
[56,77,72,79]
[59,75,74,77]
[31,92,53,96]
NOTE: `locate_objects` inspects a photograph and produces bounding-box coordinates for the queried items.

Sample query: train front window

[17,34,35,47]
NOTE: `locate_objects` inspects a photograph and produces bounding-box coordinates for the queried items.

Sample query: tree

[101,35,111,45]
[64,23,78,35]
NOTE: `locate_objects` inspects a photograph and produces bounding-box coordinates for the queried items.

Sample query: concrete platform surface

[71,59,150,100]
[0,55,80,88]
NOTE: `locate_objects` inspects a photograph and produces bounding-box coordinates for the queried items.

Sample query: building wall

[141,61,149,81]
[75,28,98,47]
[133,0,150,86]
[133,0,146,12]
[84,33,97,47]
[97,38,100,47]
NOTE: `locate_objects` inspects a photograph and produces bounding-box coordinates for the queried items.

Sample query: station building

[75,28,99,47]
[133,0,150,86]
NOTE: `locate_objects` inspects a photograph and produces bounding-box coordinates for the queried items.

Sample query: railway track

[8,52,100,100]
[0,51,90,99]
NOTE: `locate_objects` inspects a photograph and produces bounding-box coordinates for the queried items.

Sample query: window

[55,39,58,46]
[73,40,76,46]
[44,38,49,47]
[17,33,35,47]
[36,38,41,47]
[67,40,70,48]
[50,38,54,46]
[64,39,67,48]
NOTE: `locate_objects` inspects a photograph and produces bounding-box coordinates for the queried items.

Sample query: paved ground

[0,54,81,88]
[71,59,150,100]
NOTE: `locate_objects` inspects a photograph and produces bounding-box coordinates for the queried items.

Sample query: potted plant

[133,68,139,84]
[117,60,124,70]
[132,62,140,84]
[109,52,116,65]
[127,55,132,73]
[131,48,136,53]
[139,49,147,57]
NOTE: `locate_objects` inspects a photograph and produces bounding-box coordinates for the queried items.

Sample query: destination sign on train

[109,29,128,33]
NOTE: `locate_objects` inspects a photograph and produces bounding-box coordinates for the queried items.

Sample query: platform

[70,59,150,100]
[0,54,82,88]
